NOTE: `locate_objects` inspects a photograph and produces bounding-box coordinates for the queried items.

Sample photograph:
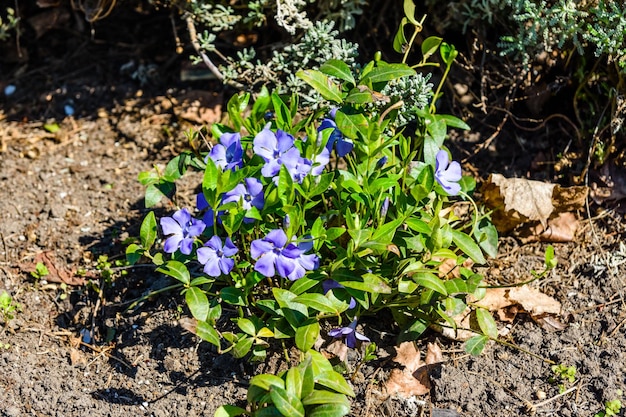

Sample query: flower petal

[160,217,181,236]
[254,252,276,277]
[179,238,194,255]
[435,150,449,173]
[265,229,288,248]
[218,257,235,275]
[172,208,191,226]
[223,237,238,257]
[253,128,277,160]
[250,239,274,260]
[276,130,295,152]
[163,235,182,253]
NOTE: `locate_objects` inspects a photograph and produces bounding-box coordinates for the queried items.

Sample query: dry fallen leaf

[481,174,587,241]
[23,251,88,286]
[385,342,442,398]
[508,285,561,316]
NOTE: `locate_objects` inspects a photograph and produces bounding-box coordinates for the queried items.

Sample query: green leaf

[465,334,488,356]
[140,211,157,251]
[296,70,343,102]
[319,60,355,85]
[393,17,409,54]
[144,184,165,208]
[345,87,374,104]
[302,391,350,406]
[214,405,248,417]
[451,230,486,264]
[289,277,319,295]
[444,278,468,294]
[360,62,415,84]
[196,320,221,347]
[421,36,442,61]
[237,318,256,336]
[325,227,346,241]
[306,403,350,417]
[251,374,285,391]
[403,0,419,26]
[270,386,305,417]
[157,261,190,285]
[125,243,143,265]
[186,287,209,321]
[286,366,303,400]
[335,111,368,139]
[413,272,447,295]
[232,336,254,358]
[438,114,470,130]
[440,42,458,65]
[475,219,498,259]
[314,372,356,397]
[295,321,320,352]
[370,218,403,245]
[278,164,295,206]
[252,85,272,121]
[475,308,498,339]
[545,245,557,269]
[307,351,334,375]
[220,287,246,306]
[255,406,282,417]
[163,154,188,181]
[405,218,431,234]
[333,271,392,294]
[294,294,340,314]
[398,317,429,342]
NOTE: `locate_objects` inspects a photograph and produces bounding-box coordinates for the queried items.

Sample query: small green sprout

[550,363,577,393]
[0,291,20,324]
[30,262,50,280]
[595,390,622,417]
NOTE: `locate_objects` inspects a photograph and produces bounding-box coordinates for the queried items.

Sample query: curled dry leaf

[23,251,88,286]
[385,342,443,398]
[481,174,587,241]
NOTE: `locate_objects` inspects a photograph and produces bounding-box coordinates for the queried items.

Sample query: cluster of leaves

[129,3,498,415]
[0,291,20,325]
[0,7,19,42]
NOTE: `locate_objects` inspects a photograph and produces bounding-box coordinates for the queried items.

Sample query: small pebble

[536,390,547,400]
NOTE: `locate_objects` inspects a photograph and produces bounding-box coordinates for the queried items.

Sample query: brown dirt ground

[1,5,626,417]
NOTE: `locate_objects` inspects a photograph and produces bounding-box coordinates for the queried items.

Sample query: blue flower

[328,319,369,348]
[222,178,265,222]
[160,208,206,255]
[380,197,390,219]
[197,236,238,277]
[311,148,330,176]
[434,150,462,196]
[253,126,299,177]
[318,113,353,157]
[208,132,243,171]
[250,230,318,280]
[196,193,217,227]
[322,280,356,309]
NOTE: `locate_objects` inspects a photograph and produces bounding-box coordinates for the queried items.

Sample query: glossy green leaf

[157,261,190,285]
[295,321,320,352]
[421,36,442,61]
[345,87,374,104]
[360,62,415,84]
[251,374,285,391]
[306,403,350,417]
[125,243,143,266]
[237,318,256,336]
[232,336,254,358]
[403,0,419,26]
[393,17,409,53]
[293,294,338,314]
[302,391,350,406]
[270,386,305,417]
[333,271,392,294]
[451,229,486,264]
[475,308,498,339]
[314,372,355,397]
[308,351,334,375]
[465,334,488,356]
[214,405,248,417]
[438,114,470,130]
[220,287,246,306]
[335,111,368,139]
[475,219,498,259]
[186,287,209,321]
[296,70,343,102]
[140,211,157,251]
[196,320,221,347]
[320,60,355,85]
[286,367,303,399]
[413,272,447,295]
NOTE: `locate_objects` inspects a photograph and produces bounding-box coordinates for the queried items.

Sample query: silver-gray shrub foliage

[426,0,626,71]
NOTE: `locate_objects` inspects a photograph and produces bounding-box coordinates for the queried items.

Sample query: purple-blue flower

[286,238,320,281]
[250,229,318,280]
[380,197,390,219]
[197,193,217,227]
[328,319,369,348]
[280,155,312,184]
[311,148,330,176]
[318,115,353,157]
[208,132,243,171]
[434,150,462,196]
[323,280,356,309]
[222,178,265,222]
[160,208,206,255]
[254,126,300,177]
[197,236,238,277]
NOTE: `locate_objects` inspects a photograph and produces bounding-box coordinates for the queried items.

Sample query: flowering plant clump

[127,5,498,416]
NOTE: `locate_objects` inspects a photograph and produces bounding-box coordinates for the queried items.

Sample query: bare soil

[1,4,625,417]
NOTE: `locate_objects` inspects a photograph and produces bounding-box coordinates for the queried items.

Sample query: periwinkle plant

[129,5,498,416]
